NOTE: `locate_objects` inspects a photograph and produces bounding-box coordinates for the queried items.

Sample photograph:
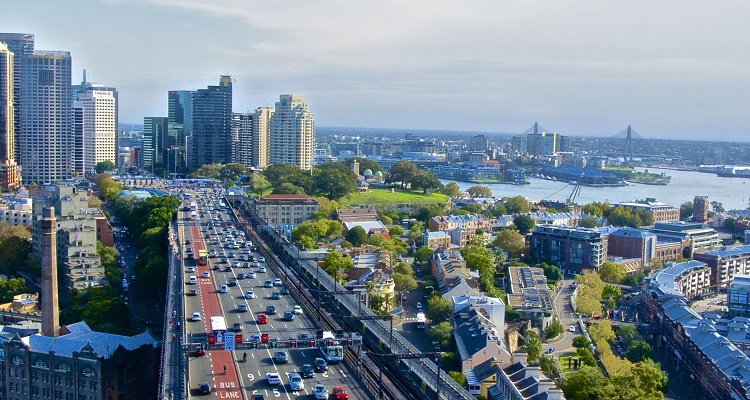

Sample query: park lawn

[339,188,449,206]
[558,352,579,376]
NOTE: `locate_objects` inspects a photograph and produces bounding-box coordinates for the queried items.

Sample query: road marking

[339,369,347,378]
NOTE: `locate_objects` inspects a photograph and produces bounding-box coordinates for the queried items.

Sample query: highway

[179,187,372,399]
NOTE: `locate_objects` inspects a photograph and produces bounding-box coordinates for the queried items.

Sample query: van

[188,276,197,284]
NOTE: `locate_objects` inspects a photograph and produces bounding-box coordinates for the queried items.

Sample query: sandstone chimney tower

[40,207,59,337]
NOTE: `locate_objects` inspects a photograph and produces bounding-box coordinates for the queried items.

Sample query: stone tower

[40,207,59,337]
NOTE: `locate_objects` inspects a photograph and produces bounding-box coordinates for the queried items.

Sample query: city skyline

[2,1,749,141]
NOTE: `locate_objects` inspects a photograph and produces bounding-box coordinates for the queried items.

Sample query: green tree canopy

[493,229,527,259]
[524,329,542,364]
[250,173,271,197]
[345,226,368,246]
[599,261,627,283]
[388,160,420,188]
[314,161,358,199]
[191,164,222,179]
[95,160,116,174]
[273,182,306,195]
[625,340,653,363]
[513,215,535,234]
[429,321,453,347]
[579,216,599,228]
[392,272,418,292]
[467,185,492,197]
[264,163,314,193]
[679,201,695,221]
[441,182,461,197]
[503,195,530,214]
[323,251,353,283]
[409,172,443,194]
[618,324,639,347]
[426,295,451,324]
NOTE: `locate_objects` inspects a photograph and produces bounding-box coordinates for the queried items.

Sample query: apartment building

[529,225,607,273]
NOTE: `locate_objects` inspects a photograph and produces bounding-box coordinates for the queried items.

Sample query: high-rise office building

[231,112,253,166]
[188,76,232,169]
[252,107,273,168]
[269,94,314,170]
[0,43,20,190]
[72,90,116,175]
[142,116,168,172]
[0,33,34,162]
[19,50,72,184]
[469,134,489,151]
[167,90,192,171]
[72,70,119,163]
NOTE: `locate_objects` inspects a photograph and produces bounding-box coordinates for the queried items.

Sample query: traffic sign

[289,340,297,348]
[235,334,243,343]
[308,340,316,348]
[216,332,224,343]
[224,333,235,350]
[261,334,269,343]
[207,335,216,344]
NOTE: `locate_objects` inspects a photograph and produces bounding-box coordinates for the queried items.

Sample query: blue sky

[2,0,749,140]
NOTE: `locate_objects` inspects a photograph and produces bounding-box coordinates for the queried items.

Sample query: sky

[2,0,749,140]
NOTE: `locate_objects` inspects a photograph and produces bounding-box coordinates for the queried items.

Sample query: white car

[289,373,304,391]
[187,266,196,273]
[258,256,265,262]
[266,372,281,385]
[258,266,266,273]
[191,312,201,321]
[292,305,303,315]
[273,278,283,286]
[313,384,328,399]
[219,285,229,293]
[569,325,576,332]
[201,271,210,278]
[245,290,256,299]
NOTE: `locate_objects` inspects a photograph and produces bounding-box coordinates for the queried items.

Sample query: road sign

[235,334,243,343]
[224,333,235,350]
[289,340,297,348]
[261,334,269,343]
[207,335,216,344]
[216,332,224,343]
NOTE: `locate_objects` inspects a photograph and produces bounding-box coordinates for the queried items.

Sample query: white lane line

[339,369,347,378]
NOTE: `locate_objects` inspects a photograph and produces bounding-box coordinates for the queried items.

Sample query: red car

[257,313,268,324]
[332,386,348,400]
[194,347,206,357]
[187,289,198,296]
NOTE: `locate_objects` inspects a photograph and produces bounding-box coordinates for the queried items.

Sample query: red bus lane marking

[211,350,242,399]
[191,225,222,333]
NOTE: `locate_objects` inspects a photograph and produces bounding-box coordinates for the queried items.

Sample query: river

[443,168,750,210]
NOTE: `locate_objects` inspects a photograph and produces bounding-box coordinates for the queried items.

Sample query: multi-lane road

[179,188,372,399]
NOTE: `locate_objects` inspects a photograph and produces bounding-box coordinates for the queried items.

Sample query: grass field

[558,352,579,376]
[339,188,450,206]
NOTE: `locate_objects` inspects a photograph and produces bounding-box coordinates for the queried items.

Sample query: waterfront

[445,168,750,210]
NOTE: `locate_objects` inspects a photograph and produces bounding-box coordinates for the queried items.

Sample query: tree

[388,160,420,188]
[448,371,466,386]
[345,226,368,246]
[273,182,305,195]
[539,263,562,282]
[491,204,507,217]
[563,366,614,399]
[313,197,340,218]
[524,330,542,364]
[250,173,271,197]
[461,203,484,214]
[513,215,535,234]
[618,324,639,347]
[441,182,461,197]
[414,246,434,263]
[0,277,29,303]
[394,262,413,276]
[503,195,530,214]
[221,163,247,180]
[538,354,560,377]
[679,201,695,221]
[429,322,453,347]
[264,163,314,193]
[97,177,123,201]
[572,335,591,349]
[315,161,358,199]
[545,318,563,339]
[711,200,725,214]
[409,172,443,194]
[388,225,404,237]
[493,229,527,258]
[625,340,653,363]
[621,359,668,397]
[392,273,418,292]
[323,251,353,283]
[579,216,599,228]
[576,347,598,368]
[191,164,222,179]
[95,160,116,174]
[582,202,604,217]
[724,217,737,232]
[467,185,492,197]
[599,261,627,283]
[426,295,451,324]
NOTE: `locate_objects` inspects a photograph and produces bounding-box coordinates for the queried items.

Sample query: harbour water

[444,168,750,211]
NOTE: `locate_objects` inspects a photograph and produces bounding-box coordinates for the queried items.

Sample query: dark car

[314,357,328,372]
[199,382,211,395]
[284,311,294,321]
[228,279,238,287]
[266,305,276,315]
[300,364,315,378]
[253,394,265,400]
[279,287,290,295]
[271,291,281,300]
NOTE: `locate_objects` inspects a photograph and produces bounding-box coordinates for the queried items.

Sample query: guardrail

[230,197,474,400]
[158,221,185,400]
[0,310,41,323]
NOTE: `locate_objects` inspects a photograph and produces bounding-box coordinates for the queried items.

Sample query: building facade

[251,107,273,168]
[141,117,168,170]
[606,227,657,268]
[269,94,314,170]
[693,195,709,223]
[728,275,750,318]
[0,42,19,190]
[231,112,252,166]
[614,198,679,223]
[253,194,318,229]
[72,90,116,175]
[0,33,34,163]
[694,245,750,291]
[646,260,712,300]
[506,267,555,330]
[188,76,232,169]
[167,90,192,171]
[529,225,607,273]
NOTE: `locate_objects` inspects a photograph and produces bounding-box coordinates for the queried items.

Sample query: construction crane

[232,78,247,113]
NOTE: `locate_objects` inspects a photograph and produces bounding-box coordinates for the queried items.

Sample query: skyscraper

[142,116,168,172]
[19,50,72,184]
[0,42,20,190]
[252,107,273,168]
[0,33,34,162]
[168,90,193,171]
[269,94,314,170]
[72,90,116,175]
[188,76,232,169]
[72,70,119,163]
[231,112,253,166]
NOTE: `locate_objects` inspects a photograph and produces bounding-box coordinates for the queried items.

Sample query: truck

[416,312,426,329]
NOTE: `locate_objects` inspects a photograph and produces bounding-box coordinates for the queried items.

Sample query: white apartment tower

[73,90,116,175]
[252,107,273,168]
[269,94,314,170]
[0,43,20,190]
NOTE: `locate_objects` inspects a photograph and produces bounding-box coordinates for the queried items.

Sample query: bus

[319,331,344,363]
[416,312,426,329]
[210,316,227,335]
[197,249,208,266]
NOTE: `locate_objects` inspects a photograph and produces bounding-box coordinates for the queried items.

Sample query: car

[188,276,197,284]
[238,304,248,312]
[264,280,273,288]
[253,394,265,400]
[284,311,295,321]
[228,279,238,287]
[232,322,243,332]
[266,305,276,315]
[258,266,266,273]
[313,384,328,399]
[237,273,246,279]
[273,278,283,286]
[187,266,196,273]
[314,357,328,372]
[250,333,261,342]
[416,301,423,310]
[247,271,256,279]
[245,290,256,299]
[194,346,206,357]
[242,262,250,268]
[292,305,303,315]
[299,332,310,340]
[223,266,232,272]
[199,381,211,395]
[219,285,229,293]
[257,313,268,324]
[187,289,198,296]
[271,292,281,300]
[258,256,265,262]
[273,350,288,363]
[231,261,240,268]
[191,312,202,321]
[228,252,235,258]
[279,287,289,295]
[332,386,349,400]
[401,294,407,301]
[266,372,281,385]
[289,372,304,390]
[569,325,576,332]
[547,347,555,354]
[300,364,315,378]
